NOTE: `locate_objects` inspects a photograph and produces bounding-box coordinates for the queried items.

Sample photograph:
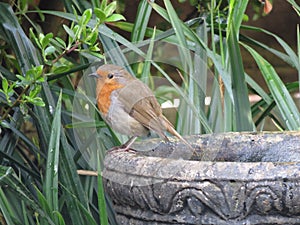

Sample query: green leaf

[94,8,106,22]
[104,1,117,17]
[58,135,92,225]
[241,25,300,70]
[0,186,16,225]
[2,77,8,93]
[1,120,44,158]
[287,0,300,15]
[149,1,234,102]
[29,27,42,49]
[86,31,98,45]
[29,97,46,107]
[244,44,300,130]
[63,24,75,39]
[28,86,41,98]
[91,0,100,8]
[65,121,106,128]
[194,20,209,133]
[52,37,66,49]
[81,9,92,25]
[0,166,55,225]
[33,65,44,80]
[53,211,66,225]
[100,0,107,11]
[105,14,125,22]
[44,91,62,218]
[227,24,253,131]
[140,27,156,84]
[35,186,52,218]
[97,151,108,225]
[35,10,145,61]
[0,3,40,74]
[131,0,152,42]
[44,46,56,56]
[227,0,248,34]
[40,33,53,50]
[153,62,212,133]
[164,0,192,68]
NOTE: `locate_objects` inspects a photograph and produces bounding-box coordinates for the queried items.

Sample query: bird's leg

[107,136,137,153]
[121,136,137,150]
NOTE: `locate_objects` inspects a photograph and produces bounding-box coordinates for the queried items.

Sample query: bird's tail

[162,117,198,157]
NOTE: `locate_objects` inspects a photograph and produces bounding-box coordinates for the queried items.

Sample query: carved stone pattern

[103,132,300,224]
[104,178,300,224]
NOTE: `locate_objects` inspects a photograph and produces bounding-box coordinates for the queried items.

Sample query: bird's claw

[106,145,137,153]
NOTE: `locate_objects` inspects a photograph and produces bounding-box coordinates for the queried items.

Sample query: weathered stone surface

[102,132,300,224]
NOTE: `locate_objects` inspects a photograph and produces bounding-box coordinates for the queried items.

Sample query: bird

[90,64,194,152]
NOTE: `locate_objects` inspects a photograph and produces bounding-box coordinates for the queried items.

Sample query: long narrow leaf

[244,44,300,130]
[97,151,108,225]
[59,139,91,224]
[297,24,300,95]
[0,166,55,225]
[0,187,17,225]
[149,1,234,102]
[191,21,208,134]
[152,62,212,133]
[0,3,40,74]
[44,91,62,217]
[131,0,152,42]
[227,25,253,131]
[241,25,300,70]
[140,27,156,84]
[287,0,300,15]
[227,0,248,34]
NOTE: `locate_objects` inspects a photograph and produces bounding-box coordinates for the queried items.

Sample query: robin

[90,64,194,152]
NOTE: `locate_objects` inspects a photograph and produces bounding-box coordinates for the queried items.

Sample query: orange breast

[97,82,124,115]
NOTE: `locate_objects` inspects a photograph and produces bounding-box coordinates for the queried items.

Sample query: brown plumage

[91,64,194,151]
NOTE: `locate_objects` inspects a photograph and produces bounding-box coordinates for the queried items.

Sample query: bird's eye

[107,73,114,79]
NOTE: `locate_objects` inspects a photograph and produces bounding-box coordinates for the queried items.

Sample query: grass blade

[153,62,212,133]
[0,187,17,225]
[131,0,152,42]
[44,91,62,219]
[0,166,55,225]
[286,0,300,14]
[164,0,204,134]
[227,0,248,33]
[140,27,156,84]
[149,1,234,102]
[191,21,208,133]
[227,24,253,131]
[97,151,108,225]
[297,24,300,95]
[0,3,40,74]
[241,26,300,70]
[244,44,300,130]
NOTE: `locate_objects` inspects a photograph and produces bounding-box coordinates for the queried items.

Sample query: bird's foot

[106,145,136,153]
[106,136,138,154]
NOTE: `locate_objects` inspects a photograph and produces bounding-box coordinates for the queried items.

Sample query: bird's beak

[88,73,98,78]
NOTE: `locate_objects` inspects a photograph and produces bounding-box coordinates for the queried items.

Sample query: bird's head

[89,64,133,86]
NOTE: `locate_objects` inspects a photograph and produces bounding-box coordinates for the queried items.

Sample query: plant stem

[52,41,81,64]
[0,85,30,121]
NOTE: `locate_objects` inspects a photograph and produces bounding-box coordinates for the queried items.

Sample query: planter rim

[104,152,300,182]
[103,131,300,224]
[103,131,300,183]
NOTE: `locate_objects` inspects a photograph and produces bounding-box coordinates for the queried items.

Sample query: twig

[0,85,30,121]
[52,41,81,64]
[77,170,98,176]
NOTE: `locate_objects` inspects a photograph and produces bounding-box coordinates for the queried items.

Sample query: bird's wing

[129,96,170,141]
[116,79,154,112]
[115,79,174,140]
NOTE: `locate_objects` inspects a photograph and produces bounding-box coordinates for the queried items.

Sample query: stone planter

[102,132,300,225]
